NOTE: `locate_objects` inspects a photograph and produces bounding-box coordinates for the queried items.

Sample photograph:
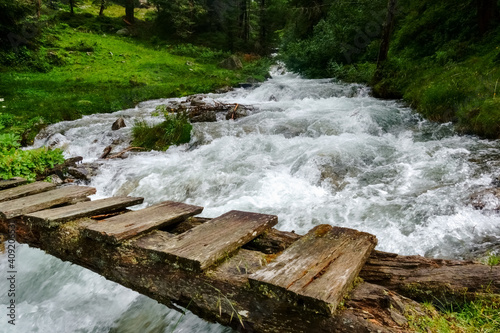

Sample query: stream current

[2,69,500,332]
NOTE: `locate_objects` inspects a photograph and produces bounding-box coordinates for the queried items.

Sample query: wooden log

[25,196,144,228]
[84,201,203,244]
[359,250,500,302]
[0,177,28,190]
[249,225,377,315]
[135,210,278,271]
[0,181,56,202]
[0,185,96,220]
[247,229,500,302]
[0,216,417,333]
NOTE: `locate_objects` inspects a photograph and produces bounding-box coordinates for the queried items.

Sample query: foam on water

[3,69,500,332]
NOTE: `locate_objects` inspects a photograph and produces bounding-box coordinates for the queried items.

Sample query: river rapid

[2,68,500,333]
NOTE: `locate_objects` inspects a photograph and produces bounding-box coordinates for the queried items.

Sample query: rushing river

[2,69,500,333]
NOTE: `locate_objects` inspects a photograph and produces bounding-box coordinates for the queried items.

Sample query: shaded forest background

[1,0,500,139]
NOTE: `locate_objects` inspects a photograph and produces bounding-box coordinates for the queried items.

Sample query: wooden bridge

[1,178,499,333]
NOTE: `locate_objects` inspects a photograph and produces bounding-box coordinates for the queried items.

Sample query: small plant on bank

[0,133,65,181]
[132,108,192,151]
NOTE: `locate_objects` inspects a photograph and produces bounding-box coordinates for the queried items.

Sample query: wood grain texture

[249,225,377,315]
[0,182,56,203]
[135,210,278,271]
[0,185,96,219]
[0,177,28,190]
[84,201,203,244]
[25,196,144,228]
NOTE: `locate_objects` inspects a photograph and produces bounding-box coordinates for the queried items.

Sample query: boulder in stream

[112,117,126,130]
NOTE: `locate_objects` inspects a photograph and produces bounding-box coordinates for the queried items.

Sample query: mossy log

[1,215,425,333]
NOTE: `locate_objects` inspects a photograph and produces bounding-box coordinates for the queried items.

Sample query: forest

[1,1,500,332]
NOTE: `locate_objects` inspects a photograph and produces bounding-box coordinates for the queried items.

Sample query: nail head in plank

[0,177,28,190]
[135,210,278,272]
[84,201,204,245]
[0,185,96,220]
[249,225,377,315]
[0,182,57,203]
[25,196,144,228]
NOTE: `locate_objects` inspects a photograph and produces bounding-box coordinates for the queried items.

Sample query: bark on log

[360,250,500,302]
[1,216,422,333]
[251,229,500,303]
[1,212,498,332]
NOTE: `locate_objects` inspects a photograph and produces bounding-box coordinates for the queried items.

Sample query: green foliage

[409,297,500,333]
[280,0,386,77]
[150,0,206,39]
[0,0,33,51]
[132,109,192,151]
[0,137,65,181]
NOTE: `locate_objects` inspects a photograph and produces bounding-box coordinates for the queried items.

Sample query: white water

[2,69,500,332]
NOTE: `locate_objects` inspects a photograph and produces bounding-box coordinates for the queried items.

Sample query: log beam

[1,216,422,333]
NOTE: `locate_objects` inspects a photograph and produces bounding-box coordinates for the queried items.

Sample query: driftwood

[103,146,145,159]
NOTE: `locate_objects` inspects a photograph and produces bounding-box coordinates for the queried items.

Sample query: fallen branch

[106,147,145,159]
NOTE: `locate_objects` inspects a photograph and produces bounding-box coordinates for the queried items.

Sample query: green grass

[0,26,268,123]
[0,2,271,141]
[409,296,500,333]
[132,108,192,151]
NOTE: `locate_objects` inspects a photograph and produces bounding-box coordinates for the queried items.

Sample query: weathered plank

[0,177,28,190]
[249,225,377,315]
[25,196,144,228]
[0,185,96,220]
[0,182,56,203]
[84,201,203,244]
[135,210,278,271]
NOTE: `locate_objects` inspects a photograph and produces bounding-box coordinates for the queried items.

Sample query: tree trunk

[259,0,267,54]
[375,0,397,80]
[99,0,105,16]
[69,0,74,15]
[125,0,134,24]
[360,250,500,303]
[36,0,41,19]
[477,0,499,35]
[239,0,249,42]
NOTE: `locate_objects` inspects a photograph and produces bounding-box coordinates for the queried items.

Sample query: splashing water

[2,69,500,332]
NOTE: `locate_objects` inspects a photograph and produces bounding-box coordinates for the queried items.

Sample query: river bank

[0,6,271,145]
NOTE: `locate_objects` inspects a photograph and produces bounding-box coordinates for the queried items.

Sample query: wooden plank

[0,182,56,203]
[135,210,278,272]
[0,186,96,220]
[0,177,28,190]
[249,225,377,315]
[25,196,144,228]
[84,201,203,244]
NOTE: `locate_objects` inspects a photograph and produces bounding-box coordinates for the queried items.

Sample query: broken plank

[0,182,56,203]
[25,196,144,228]
[135,210,278,272]
[84,201,203,245]
[0,186,96,220]
[0,177,28,190]
[249,225,377,315]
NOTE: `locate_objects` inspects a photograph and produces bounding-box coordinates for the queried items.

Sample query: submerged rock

[470,188,500,210]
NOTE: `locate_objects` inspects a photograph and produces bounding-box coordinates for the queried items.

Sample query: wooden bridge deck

[2,177,497,332]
